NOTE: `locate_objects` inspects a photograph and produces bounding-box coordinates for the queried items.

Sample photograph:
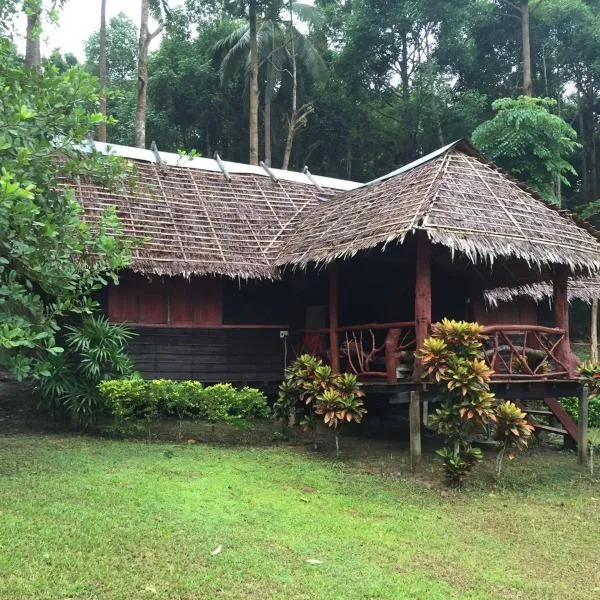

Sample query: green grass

[1,436,599,599]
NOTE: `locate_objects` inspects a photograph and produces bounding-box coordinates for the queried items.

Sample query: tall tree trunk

[282,0,297,171]
[25,9,41,70]
[98,0,108,143]
[578,88,590,202]
[264,85,272,167]
[521,1,533,96]
[135,0,150,148]
[135,0,162,148]
[248,0,259,165]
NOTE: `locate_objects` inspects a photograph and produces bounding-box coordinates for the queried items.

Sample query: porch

[287,233,578,387]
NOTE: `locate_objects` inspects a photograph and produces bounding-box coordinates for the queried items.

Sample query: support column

[591,299,598,363]
[578,384,589,467]
[329,264,340,374]
[409,390,422,472]
[553,265,576,377]
[413,233,432,380]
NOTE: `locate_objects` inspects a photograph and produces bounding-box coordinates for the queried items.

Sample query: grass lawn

[1,435,599,600]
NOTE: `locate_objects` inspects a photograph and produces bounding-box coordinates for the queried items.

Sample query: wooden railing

[290,323,573,383]
[290,322,416,382]
[482,325,570,380]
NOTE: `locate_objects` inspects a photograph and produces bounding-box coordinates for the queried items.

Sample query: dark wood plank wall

[127,327,286,382]
[107,272,288,383]
[473,295,539,326]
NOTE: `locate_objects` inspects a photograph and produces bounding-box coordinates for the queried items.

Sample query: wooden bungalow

[79,140,600,409]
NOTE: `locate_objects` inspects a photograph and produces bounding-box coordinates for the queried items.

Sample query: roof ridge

[409,150,453,233]
[90,141,362,192]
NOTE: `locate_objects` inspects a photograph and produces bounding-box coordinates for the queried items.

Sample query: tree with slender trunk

[25,6,41,70]
[98,0,108,142]
[214,2,324,168]
[520,1,532,96]
[135,0,168,148]
[498,0,543,96]
[281,0,297,170]
[248,0,259,165]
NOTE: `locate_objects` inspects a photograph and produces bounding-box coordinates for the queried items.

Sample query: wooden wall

[108,272,287,383]
[126,326,286,382]
[473,295,539,326]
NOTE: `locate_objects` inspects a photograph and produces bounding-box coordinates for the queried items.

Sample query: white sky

[18,0,184,60]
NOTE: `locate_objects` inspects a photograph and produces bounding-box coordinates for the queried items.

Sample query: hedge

[98,379,271,426]
[561,395,600,428]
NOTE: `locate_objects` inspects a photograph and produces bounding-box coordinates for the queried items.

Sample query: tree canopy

[0,38,131,380]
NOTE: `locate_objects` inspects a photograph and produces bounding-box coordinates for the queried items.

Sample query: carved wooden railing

[482,325,570,380]
[289,322,416,382]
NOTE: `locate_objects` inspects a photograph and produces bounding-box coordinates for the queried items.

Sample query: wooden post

[553,265,575,377]
[409,390,422,472]
[578,384,589,467]
[413,233,432,380]
[329,264,340,374]
[591,299,598,363]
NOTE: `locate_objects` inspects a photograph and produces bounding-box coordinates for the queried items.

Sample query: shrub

[97,378,270,435]
[561,362,600,429]
[561,396,600,428]
[37,315,134,428]
[419,319,533,486]
[275,354,366,455]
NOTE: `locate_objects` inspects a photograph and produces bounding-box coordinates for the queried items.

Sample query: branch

[148,23,163,43]
[498,0,520,10]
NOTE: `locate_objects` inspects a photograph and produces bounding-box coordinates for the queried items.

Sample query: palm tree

[213,2,325,168]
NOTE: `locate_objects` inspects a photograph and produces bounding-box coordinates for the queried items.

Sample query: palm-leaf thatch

[485,277,600,307]
[276,140,600,273]
[76,140,600,282]
[76,142,358,279]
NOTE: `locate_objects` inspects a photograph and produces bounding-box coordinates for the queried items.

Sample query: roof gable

[277,141,600,273]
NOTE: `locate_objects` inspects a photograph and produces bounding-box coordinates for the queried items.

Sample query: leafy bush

[275,354,366,455]
[37,315,134,428]
[493,401,534,478]
[561,361,600,428]
[98,378,270,434]
[561,396,600,428]
[419,319,533,486]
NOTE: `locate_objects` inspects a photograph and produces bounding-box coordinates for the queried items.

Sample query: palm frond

[291,2,325,29]
[292,29,327,80]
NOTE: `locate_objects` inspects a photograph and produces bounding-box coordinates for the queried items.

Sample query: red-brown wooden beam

[329,264,341,374]
[413,233,432,380]
[553,264,577,378]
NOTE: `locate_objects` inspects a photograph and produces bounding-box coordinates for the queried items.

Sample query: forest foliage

[63,0,600,220]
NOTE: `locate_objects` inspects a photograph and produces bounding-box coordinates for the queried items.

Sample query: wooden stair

[518,398,578,445]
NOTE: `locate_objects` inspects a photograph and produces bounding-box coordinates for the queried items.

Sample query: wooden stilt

[413,233,432,380]
[409,390,422,472]
[329,264,340,374]
[553,265,575,377]
[578,384,589,467]
[591,299,598,363]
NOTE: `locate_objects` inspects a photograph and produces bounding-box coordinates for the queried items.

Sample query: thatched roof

[78,143,360,278]
[77,139,600,280]
[276,140,600,273]
[485,277,600,307]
